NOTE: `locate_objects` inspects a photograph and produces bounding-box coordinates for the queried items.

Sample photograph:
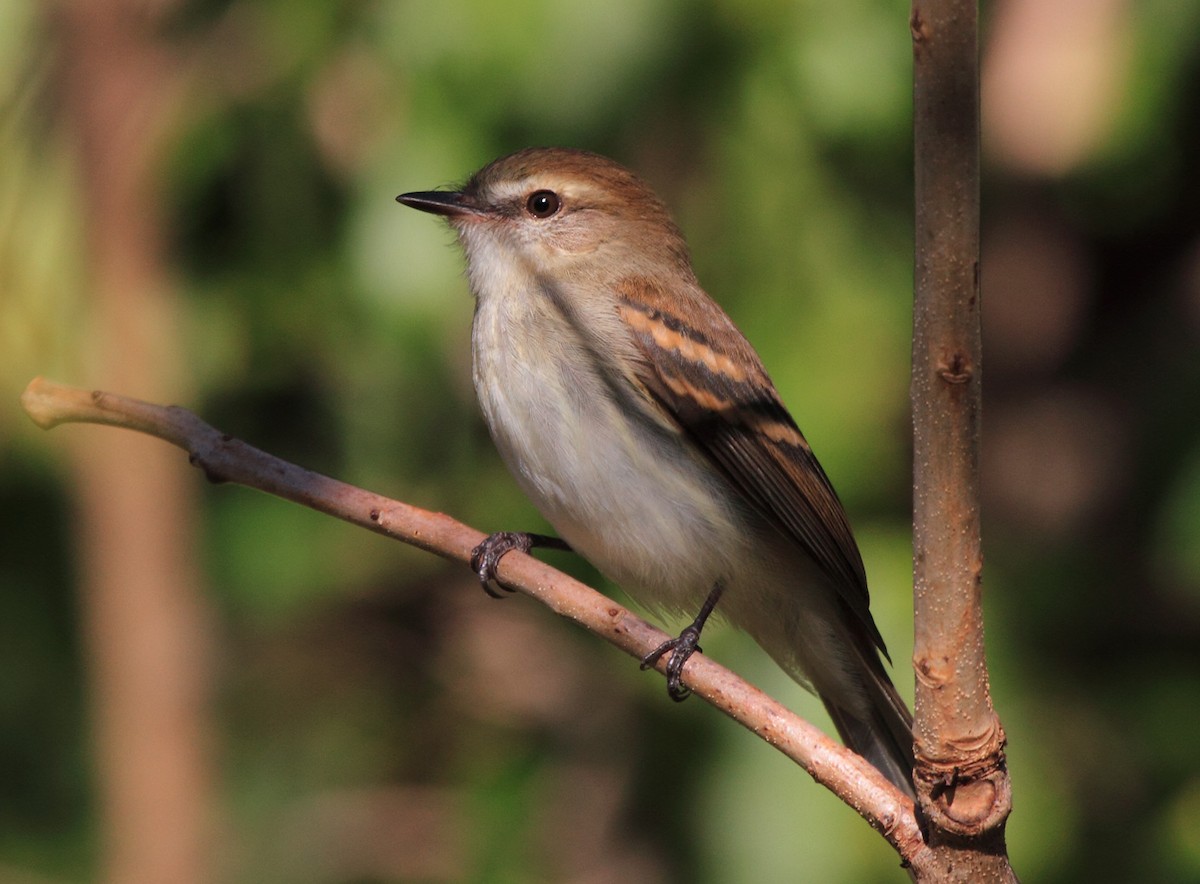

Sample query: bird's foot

[640,626,704,702]
[469,531,571,598]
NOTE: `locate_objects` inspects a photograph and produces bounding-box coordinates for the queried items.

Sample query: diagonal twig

[21,375,929,866]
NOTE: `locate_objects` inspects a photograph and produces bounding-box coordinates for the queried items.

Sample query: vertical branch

[910,0,1014,872]
[56,2,215,882]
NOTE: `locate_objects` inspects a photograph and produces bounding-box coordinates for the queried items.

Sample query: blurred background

[2,0,1199,881]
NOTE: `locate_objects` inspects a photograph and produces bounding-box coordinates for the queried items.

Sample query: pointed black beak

[396,190,483,217]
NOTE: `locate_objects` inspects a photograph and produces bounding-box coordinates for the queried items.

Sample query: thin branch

[910,0,1015,876]
[21,376,932,869]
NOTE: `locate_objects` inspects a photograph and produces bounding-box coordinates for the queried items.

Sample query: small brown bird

[398,148,914,795]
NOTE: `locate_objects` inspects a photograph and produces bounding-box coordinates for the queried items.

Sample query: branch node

[924,768,1011,839]
[910,9,928,45]
[936,351,973,384]
[915,727,1012,838]
[913,653,952,688]
[187,451,227,485]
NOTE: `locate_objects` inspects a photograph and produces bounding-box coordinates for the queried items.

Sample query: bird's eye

[525,189,561,218]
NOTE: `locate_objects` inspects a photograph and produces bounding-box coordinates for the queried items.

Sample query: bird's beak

[395,190,484,218]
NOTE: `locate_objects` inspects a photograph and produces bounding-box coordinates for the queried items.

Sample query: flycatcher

[398,147,914,795]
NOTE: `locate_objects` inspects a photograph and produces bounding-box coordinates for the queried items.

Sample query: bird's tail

[821,655,915,799]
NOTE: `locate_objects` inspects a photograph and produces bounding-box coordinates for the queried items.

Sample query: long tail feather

[822,663,915,798]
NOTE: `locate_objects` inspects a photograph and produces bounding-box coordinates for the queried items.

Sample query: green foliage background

[2,0,1200,881]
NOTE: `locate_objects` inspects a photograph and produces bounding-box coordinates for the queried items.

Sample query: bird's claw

[469,531,533,598]
[641,626,703,701]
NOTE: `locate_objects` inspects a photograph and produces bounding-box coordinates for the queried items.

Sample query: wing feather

[613,278,888,657]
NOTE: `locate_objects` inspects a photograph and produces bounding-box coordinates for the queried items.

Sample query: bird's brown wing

[613,278,888,657]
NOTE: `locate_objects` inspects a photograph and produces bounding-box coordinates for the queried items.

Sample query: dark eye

[526,189,561,218]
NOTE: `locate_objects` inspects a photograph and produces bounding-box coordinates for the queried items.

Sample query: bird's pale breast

[470,282,748,614]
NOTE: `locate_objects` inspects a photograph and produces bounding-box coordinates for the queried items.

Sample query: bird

[397,147,914,795]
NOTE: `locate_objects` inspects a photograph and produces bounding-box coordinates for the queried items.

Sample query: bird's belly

[473,338,745,613]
